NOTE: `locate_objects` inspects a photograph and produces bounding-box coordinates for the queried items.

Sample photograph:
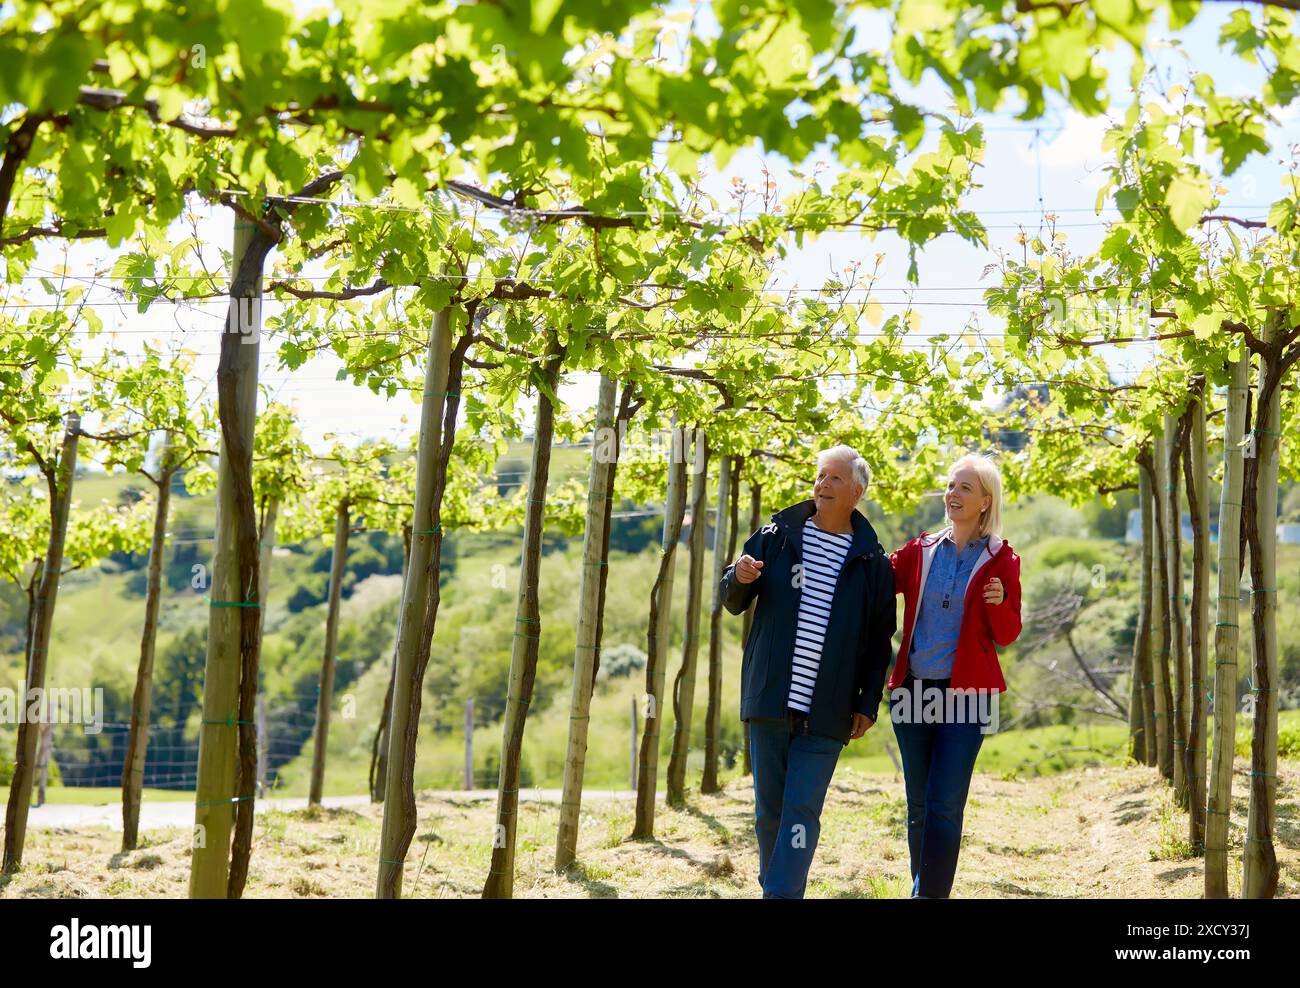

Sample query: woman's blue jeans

[890,676,986,898]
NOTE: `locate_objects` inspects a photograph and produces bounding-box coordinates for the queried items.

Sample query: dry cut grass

[3,758,1298,899]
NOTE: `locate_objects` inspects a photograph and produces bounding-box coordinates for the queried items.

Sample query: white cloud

[1013,109,1115,172]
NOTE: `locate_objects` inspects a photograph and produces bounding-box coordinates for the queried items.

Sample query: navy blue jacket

[721,500,896,744]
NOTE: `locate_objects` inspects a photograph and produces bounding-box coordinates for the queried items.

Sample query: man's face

[814,457,860,513]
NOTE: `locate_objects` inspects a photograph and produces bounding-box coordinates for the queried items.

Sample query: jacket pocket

[741,619,770,701]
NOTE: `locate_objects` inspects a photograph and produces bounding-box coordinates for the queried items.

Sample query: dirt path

[954,760,1299,898]
[26,794,374,831]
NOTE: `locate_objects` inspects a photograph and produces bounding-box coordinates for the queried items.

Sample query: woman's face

[945,465,990,527]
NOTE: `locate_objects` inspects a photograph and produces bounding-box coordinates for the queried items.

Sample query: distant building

[1126,508,1219,545]
[1126,509,1300,544]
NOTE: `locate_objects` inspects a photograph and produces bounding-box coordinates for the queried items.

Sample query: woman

[887,453,1022,898]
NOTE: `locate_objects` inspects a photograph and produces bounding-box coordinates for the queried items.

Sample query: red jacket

[887,528,1022,692]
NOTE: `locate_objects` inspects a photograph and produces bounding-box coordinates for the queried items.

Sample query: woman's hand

[983,576,1004,606]
[849,713,875,740]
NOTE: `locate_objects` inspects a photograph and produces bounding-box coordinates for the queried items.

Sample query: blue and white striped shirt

[787,520,853,712]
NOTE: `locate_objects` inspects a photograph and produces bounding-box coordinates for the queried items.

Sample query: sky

[10,2,1296,455]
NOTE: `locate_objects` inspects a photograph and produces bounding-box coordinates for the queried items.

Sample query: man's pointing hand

[734,554,764,584]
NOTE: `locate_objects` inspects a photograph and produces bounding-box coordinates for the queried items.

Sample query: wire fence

[38,688,478,794]
[32,686,645,795]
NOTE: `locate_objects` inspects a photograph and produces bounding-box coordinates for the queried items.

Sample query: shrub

[287,573,329,613]
[600,642,646,679]
[1033,536,1115,572]
[1279,729,1300,761]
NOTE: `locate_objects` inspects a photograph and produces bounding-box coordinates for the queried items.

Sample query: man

[721,444,896,898]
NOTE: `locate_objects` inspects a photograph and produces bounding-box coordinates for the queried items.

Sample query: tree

[1128,448,1155,765]
[665,431,709,808]
[1242,312,1290,899]
[483,331,565,899]
[630,426,689,839]
[1206,357,1249,897]
[985,62,1299,894]
[740,477,763,776]
[554,373,619,872]
[1,297,146,872]
[289,439,406,807]
[1164,410,1190,804]
[700,454,734,794]
[376,305,460,899]
[1181,380,1210,850]
[95,346,215,852]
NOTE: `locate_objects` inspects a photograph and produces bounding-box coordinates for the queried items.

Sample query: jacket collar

[772,499,882,559]
[923,525,1004,556]
[916,526,1008,601]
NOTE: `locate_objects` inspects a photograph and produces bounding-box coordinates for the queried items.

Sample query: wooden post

[555,374,618,871]
[630,695,638,791]
[254,497,278,799]
[1183,384,1210,849]
[1206,355,1248,898]
[666,430,709,807]
[189,216,263,898]
[255,497,279,648]
[309,499,350,806]
[1128,452,1153,766]
[371,522,409,804]
[464,697,474,790]
[482,334,564,899]
[255,693,268,797]
[1150,427,1174,781]
[1243,319,1282,899]
[34,723,53,807]
[741,481,761,776]
[1165,411,1190,805]
[122,435,174,851]
[1140,467,1158,765]
[884,740,902,779]
[631,424,688,839]
[376,307,452,899]
[1,411,79,874]
[700,454,732,794]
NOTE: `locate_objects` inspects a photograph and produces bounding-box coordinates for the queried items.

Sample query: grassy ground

[4,756,1297,899]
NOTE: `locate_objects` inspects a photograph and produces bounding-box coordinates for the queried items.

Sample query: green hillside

[4,457,1300,802]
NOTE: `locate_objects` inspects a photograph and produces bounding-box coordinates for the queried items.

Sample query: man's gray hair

[817,444,870,493]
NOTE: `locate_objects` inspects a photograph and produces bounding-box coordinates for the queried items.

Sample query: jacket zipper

[784,517,875,715]
[904,540,1007,680]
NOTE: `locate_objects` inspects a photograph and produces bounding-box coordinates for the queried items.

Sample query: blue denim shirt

[907,532,990,679]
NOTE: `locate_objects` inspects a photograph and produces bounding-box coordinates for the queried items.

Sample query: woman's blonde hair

[949,453,1003,538]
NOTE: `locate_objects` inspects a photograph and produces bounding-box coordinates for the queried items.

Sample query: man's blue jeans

[748,715,843,899]
[891,677,986,898]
